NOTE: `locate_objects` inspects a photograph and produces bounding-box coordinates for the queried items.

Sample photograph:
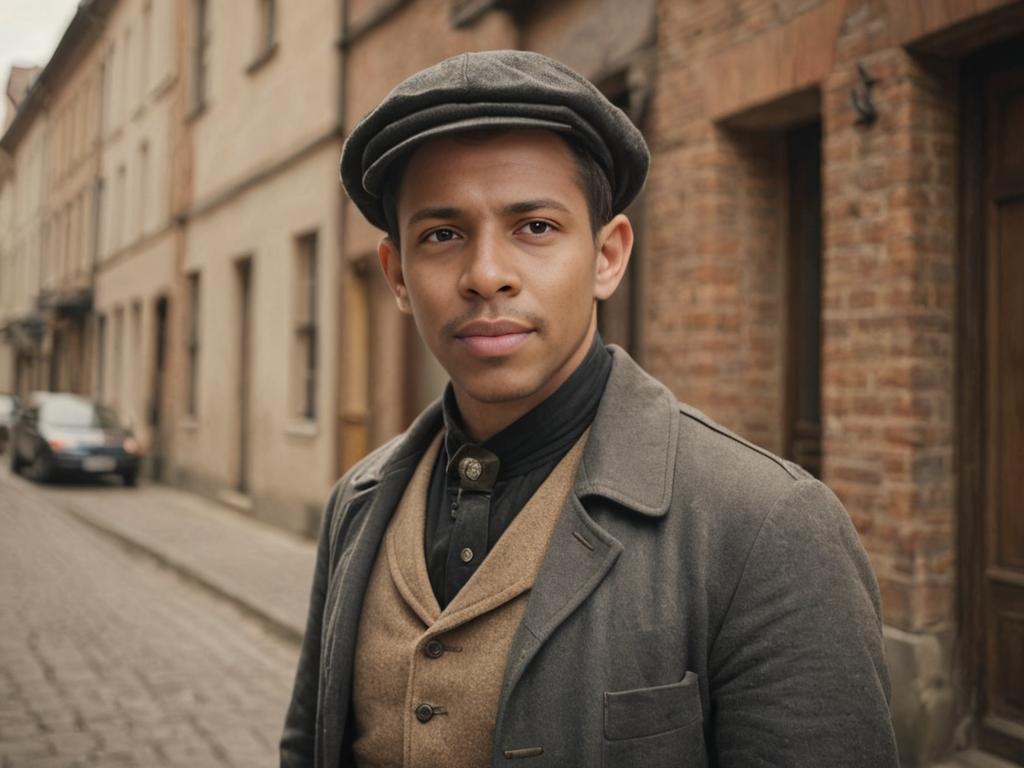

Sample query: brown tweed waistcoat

[352,431,588,768]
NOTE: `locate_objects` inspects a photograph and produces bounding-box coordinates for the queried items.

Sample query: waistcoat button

[415,703,435,723]
[424,639,444,658]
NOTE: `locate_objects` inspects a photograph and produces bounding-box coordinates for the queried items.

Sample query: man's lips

[455,320,534,357]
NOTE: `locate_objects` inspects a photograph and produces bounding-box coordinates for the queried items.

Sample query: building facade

[93,0,182,480]
[643,3,1023,765]
[170,0,347,533]
[1,77,51,397]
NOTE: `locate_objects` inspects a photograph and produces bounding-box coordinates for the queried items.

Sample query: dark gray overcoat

[281,346,899,767]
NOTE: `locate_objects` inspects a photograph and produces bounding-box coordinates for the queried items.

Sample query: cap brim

[362,115,572,195]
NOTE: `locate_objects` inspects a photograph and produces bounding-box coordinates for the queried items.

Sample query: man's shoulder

[669,398,818,513]
[674,400,812,485]
[597,346,817,518]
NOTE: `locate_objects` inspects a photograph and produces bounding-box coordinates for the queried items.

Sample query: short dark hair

[381,132,613,250]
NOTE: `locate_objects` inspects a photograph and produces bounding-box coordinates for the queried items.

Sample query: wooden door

[980,64,1024,764]
[785,120,823,478]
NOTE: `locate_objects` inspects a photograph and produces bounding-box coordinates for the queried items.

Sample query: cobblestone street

[0,469,303,768]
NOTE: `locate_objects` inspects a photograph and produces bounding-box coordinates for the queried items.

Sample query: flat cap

[340,49,650,232]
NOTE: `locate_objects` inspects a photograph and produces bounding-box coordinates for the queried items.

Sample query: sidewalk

[34,475,318,642]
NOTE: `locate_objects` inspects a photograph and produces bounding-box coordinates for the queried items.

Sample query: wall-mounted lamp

[851,63,878,126]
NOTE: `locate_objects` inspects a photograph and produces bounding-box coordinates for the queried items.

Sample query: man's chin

[451,371,545,407]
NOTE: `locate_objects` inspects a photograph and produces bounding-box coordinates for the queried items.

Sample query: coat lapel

[500,494,622,702]
[499,346,681,711]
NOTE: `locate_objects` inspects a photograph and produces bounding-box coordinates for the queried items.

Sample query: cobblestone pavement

[0,472,301,768]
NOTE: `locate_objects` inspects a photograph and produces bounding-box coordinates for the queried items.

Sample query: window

[293,232,318,420]
[114,164,126,250]
[113,306,124,410]
[131,301,143,411]
[122,26,132,118]
[93,178,104,268]
[102,44,115,132]
[137,141,149,237]
[140,2,151,104]
[186,273,200,416]
[191,0,210,111]
[257,0,276,55]
[62,203,71,281]
[96,314,107,400]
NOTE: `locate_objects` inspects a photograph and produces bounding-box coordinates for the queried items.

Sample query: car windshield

[41,399,121,429]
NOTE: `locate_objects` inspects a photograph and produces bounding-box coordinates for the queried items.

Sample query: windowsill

[246,42,278,76]
[180,415,200,431]
[285,419,318,438]
[185,100,207,123]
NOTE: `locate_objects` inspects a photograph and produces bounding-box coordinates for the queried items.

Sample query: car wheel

[122,470,138,487]
[9,445,23,474]
[30,452,53,483]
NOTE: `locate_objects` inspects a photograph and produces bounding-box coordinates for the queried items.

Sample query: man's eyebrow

[406,206,463,228]
[501,198,572,216]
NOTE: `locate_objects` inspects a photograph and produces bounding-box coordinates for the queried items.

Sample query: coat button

[423,639,444,659]
[415,703,435,723]
[460,547,474,563]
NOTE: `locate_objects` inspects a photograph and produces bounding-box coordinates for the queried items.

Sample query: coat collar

[573,345,678,517]
[348,345,678,517]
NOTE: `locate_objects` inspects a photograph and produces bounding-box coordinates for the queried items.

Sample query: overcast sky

[0,0,81,126]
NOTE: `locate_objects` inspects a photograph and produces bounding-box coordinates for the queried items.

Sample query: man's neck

[454,324,598,443]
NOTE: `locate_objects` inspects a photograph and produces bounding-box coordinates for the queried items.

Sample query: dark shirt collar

[442,332,612,480]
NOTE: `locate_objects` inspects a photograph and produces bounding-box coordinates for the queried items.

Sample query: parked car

[0,393,20,454]
[9,393,142,485]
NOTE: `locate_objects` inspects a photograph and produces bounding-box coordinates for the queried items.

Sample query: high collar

[349,346,679,517]
[440,333,611,479]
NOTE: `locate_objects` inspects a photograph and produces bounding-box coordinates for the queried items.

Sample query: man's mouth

[455,319,535,357]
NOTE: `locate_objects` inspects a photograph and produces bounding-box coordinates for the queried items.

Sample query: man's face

[378,129,630,432]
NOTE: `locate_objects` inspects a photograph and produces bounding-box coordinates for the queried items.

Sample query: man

[281,50,898,767]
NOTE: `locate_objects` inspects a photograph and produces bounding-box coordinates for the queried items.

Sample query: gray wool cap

[340,49,650,232]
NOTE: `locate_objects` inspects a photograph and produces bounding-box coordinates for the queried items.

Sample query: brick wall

[823,26,958,633]
[648,0,960,635]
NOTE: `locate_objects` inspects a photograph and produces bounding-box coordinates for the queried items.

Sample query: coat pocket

[602,671,707,768]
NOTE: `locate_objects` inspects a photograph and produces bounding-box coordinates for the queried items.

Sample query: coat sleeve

[707,478,899,767]
[280,481,343,768]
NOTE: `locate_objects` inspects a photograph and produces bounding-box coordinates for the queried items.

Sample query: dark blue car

[9,393,142,486]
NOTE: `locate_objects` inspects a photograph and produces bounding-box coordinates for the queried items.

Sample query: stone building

[168,0,348,532]
[1,66,53,396]
[39,13,106,397]
[0,7,111,400]
[92,0,182,479]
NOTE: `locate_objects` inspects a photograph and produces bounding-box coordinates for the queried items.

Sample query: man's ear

[378,236,412,314]
[593,213,634,301]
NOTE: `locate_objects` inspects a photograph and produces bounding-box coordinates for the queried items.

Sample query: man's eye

[425,228,458,243]
[521,221,554,236]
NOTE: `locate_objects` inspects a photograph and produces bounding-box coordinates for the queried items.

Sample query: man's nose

[457,230,521,300]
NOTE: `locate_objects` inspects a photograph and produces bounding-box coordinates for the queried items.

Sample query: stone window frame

[247,0,279,75]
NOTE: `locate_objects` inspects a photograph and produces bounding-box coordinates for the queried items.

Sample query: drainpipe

[332,0,350,484]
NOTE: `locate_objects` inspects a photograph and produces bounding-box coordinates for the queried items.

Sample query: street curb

[57,498,305,644]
